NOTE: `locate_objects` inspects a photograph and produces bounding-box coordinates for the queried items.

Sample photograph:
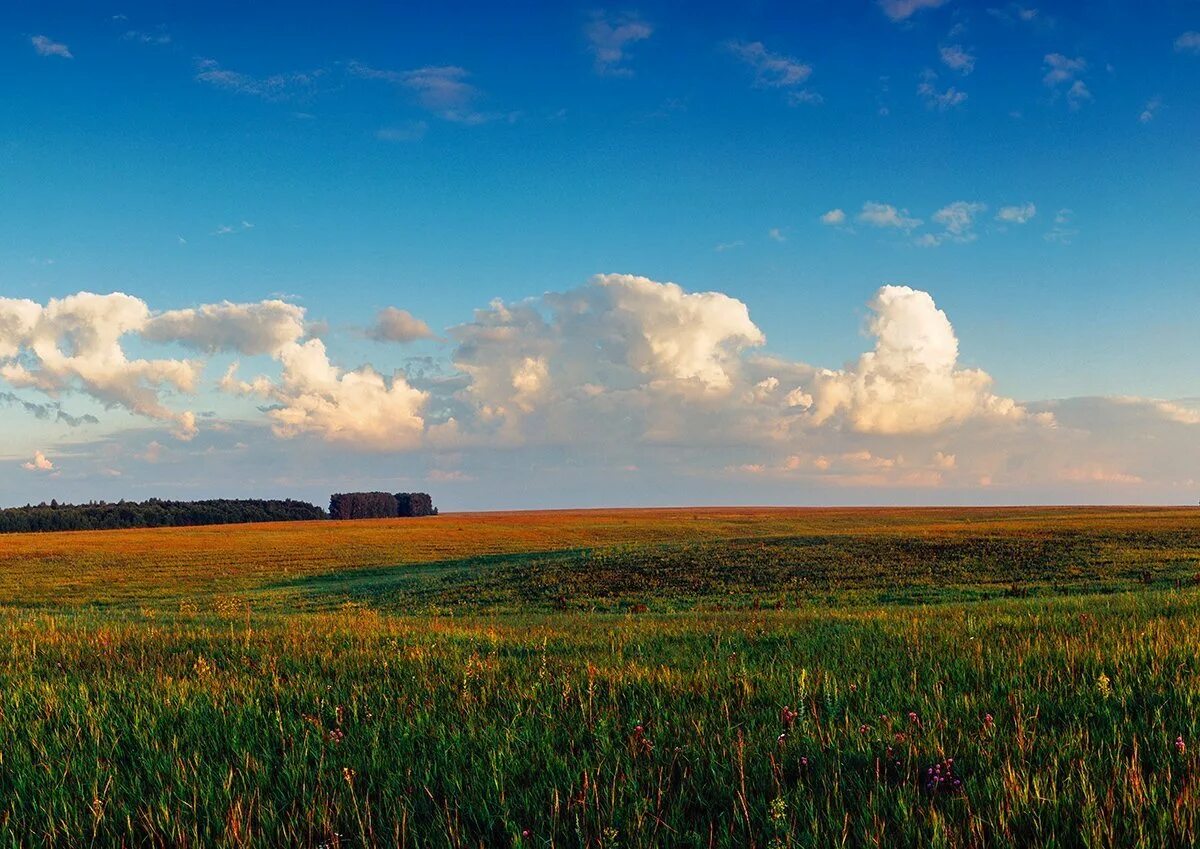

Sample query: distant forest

[0,499,327,534]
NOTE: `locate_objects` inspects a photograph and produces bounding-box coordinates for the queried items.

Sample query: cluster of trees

[0,498,327,534]
[329,492,437,520]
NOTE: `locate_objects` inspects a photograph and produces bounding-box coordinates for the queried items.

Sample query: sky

[1,0,1199,510]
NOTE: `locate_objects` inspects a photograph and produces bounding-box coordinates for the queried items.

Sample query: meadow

[0,507,1198,847]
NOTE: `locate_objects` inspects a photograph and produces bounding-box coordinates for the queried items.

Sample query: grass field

[0,507,1198,847]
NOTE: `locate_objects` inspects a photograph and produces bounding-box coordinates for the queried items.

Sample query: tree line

[0,498,327,534]
[329,492,437,520]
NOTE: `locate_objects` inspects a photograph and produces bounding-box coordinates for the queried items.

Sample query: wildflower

[522,829,531,839]
[780,705,800,728]
[342,767,355,786]
[770,795,788,822]
[984,713,994,728]
[1097,672,1112,699]
[859,724,870,735]
[799,755,809,767]
[1176,736,1186,755]
[777,733,787,746]
[908,711,919,724]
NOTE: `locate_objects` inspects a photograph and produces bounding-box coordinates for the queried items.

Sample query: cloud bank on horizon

[2,275,1196,506]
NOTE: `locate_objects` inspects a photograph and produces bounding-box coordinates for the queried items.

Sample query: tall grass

[0,508,1196,846]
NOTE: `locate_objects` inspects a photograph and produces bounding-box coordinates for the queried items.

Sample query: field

[0,507,1198,847]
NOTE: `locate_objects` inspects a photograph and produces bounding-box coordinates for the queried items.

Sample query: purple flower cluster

[922,758,964,797]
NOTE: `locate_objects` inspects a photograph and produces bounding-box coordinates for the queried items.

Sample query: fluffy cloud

[223,339,427,449]
[449,275,767,443]
[142,300,306,355]
[367,308,436,343]
[585,12,653,77]
[0,293,200,439]
[805,286,1031,434]
[820,208,847,226]
[22,451,54,472]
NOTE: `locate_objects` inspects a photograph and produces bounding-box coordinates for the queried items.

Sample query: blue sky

[1,0,1198,509]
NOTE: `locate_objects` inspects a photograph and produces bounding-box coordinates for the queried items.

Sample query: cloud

[918,201,986,245]
[377,122,428,142]
[22,451,54,472]
[367,308,436,343]
[1042,53,1086,86]
[1175,32,1200,54]
[879,0,952,22]
[1045,208,1078,243]
[714,240,745,252]
[917,71,968,110]
[0,391,99,427]
[726,41,820,105]
[996,203,1037,224]
[806,286,1031,434]
[31,35,72,59]
[349,62,500,125]
[821,209,847,226]
[1043,54,1091,108]
[0,293,200,439]
[1139,96,1162,124]
[222,339,428,450]
[194,58,323,101]
[987,5,1041,26]
[18,281,1198,499]
[142,300,307,356]
[940,44,976,74]
[585,12,653,77]
[123,29,171,46]
[858,202,921,231]
[768,228,786,242]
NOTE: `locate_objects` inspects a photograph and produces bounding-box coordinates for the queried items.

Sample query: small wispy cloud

[939,44,975,74]
[858,202,922,231]
[376,121,429,142]
[1175,32,1200,54]
[195,58,324,101]
[213,221,254,236]
[31,35,72,59]
[1043,54,1091,108]
[768,228,787,243]
[996,202,1037,224]
[585,12,653,77]
[820,208,847,226]
[1045,208,1078,243]
[1139,96,1162,123]
[726,40,820,105]
[123,29,171,46]
[918,201,986,246]
[879,0,952,22]
[917,70,967,110]
[714,240,745,252]
[350,62,503,125]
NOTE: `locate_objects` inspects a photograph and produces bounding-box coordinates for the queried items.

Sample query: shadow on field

[266,533,1200,613]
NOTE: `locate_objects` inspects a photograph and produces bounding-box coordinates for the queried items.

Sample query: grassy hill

[0,507,1197,847]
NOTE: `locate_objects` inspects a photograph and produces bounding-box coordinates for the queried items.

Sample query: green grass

[0,508,1198,847]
